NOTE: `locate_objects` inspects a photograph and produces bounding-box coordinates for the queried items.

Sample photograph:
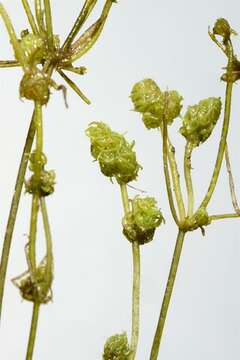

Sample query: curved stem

[199,47,234,210]
[149,230,186,360]
[225,143,240,213]
[184,141,194,216]
[40,198,53,290]
[26,302,40,360]
[160,127,185,221]
[0,111,36,322]
[120,184,140,360]
[162,120,179,225]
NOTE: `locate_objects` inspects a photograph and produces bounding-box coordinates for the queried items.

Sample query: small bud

[29,151,47,172]
[131,79,182,128]
[180,97,222,147]
[20,69,50,105]
[25,170,56,196]
[86,122,141,184]
[183,208,211,233]
[213,18,236,40]
[131,79,162,114]
[122,196,163,245]
[20,33,45,65]
[103,333,131,360]
[12,257,53,304]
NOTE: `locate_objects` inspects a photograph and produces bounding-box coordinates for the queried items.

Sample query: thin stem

[162,120,179,225]
[35,0,45,34]
[0,111,36,322]
[210,213,240,221]
[57,69,91,104]
[0,60,20,68]
[26,302,40,360]
[199,47,234,210]
[149,230,186,360]
[21,0,38,35]
[225,143,240,213]
[43,0,54,50]
[184,141,194,216]
[120,184,140,360]
[28,194,39,270]
[160,127,185,221]
[62,0,97,51]
[0,4,28,69]
[40,198,53,290]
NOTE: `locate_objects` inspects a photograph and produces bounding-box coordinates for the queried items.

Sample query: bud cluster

[103,333,131,360]
[122,196,163,245]
[86,122,141,184]
[180,97,222,147]
[131,79,183,128]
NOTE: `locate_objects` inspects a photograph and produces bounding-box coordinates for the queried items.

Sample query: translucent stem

[184,141,194,217]
[43,0,54,50]
[26,302,40,360]
[149,230,186,360]
[120,184,140,360]
[225,143,240,213]
[21,0,38,34]
[0,111,36,322]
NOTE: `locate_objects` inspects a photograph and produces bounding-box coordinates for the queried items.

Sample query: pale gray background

[0,0,240,359]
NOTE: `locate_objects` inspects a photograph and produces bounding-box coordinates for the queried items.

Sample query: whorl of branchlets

[86,122,141,184]
[122,196,163,245]
[103,333,131,360]
[180,97,222,147]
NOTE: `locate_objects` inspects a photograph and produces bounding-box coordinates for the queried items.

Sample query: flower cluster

[180,97,222,147]
[131,78,182,128]
[86,122,141,184]
[103,333,131,360]
[122,196,163,245]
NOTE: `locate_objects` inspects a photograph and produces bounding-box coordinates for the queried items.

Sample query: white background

[0,1,240,359]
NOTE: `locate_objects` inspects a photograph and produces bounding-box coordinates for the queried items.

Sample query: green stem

[35,0,45,34]
[0,4,28,69]
[210,213,240,221]
[40,198,53,290]
[0,111,36,322]
[161,128,185,221]
[57,69,91,104]
[26,302,40,360]
[21,0,38,35]
[0,60,20,68]
[162,119,179,225]
[184,141,194,216]
[225,143,240,213]
[62,0,97,50]
[28,194,39,270]
[149,230,186,360]
[120,184,140,360]
[199,49,234,210]
[43,0,54,50]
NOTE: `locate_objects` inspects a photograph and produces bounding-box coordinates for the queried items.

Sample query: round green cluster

[19,69,50,105]
[12,258,52,304]
[20,32,45,65]
[122,196,163,245]
[25,151,56,196]
[179,97,222,147]
[182,208,211,232]
[103,333,131,360]
[131,79,183,128]
[86,122,141,184]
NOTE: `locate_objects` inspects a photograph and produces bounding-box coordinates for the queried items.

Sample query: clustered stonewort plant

[86,18,240,360]
[0,0,117,359]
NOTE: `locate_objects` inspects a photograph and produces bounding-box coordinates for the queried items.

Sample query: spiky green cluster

[103,333,131,360]
[86,122,141,184]
[180,97,222,146]
[131,79,182,128]
[122,196,163,245]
